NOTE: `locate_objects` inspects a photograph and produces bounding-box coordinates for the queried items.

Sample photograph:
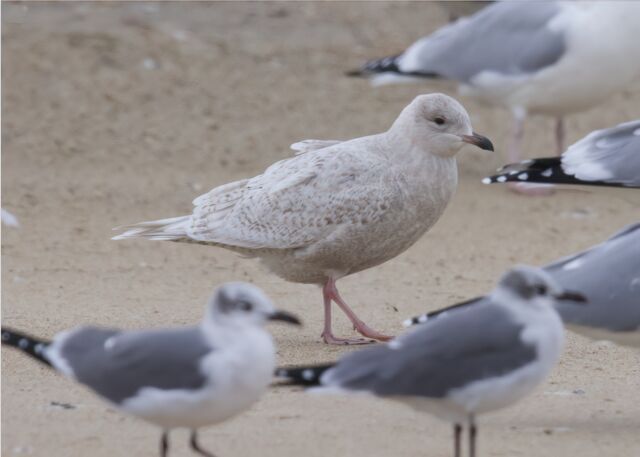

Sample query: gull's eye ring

[237,301,253,312]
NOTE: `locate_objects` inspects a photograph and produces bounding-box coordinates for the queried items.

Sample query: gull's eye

[534,285,548,295]
[237,300,253,312]
[433,116,446,126]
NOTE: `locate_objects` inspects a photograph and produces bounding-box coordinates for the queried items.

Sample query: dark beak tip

[482,139,495,152]
[475,134,494,152]
[465,133,494,152]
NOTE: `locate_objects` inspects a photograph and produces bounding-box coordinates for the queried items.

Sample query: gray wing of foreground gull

[362,2,565,81]
[322,303,536,397]
[485,120,640,187]
[547,223,640,333]
[55,326,212,404]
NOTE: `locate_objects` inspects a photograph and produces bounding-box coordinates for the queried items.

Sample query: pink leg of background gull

[506,110,556,196]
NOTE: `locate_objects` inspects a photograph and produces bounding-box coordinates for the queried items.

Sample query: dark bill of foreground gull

[484,120,640,188]
[277,266,584,457]
[2,283,300,457]
[348,1,640,180]
[112,93,493,346]
[407,224,640,348]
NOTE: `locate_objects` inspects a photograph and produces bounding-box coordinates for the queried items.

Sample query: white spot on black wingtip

[34,343,45,354]
[481,177,492,185]
[497,176,507,183]
[518,173,529,180]
[302,369,315,381]
[542,168,553,177]
[18,338,29,349]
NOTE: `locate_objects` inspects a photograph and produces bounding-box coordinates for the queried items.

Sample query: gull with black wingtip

[2,282,300,457]
[277,266,585,457]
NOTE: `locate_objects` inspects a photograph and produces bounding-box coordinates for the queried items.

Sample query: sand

[2,2,639,457]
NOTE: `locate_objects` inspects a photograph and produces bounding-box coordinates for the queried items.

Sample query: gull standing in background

[2,283,301,457]
[407,224,640,348]
[113,93,494,345]
[349,2,640,193]
[546,223,640,347]
[484,120,640,188]
[277,266,584,457]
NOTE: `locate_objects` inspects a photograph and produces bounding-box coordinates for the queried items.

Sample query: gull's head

[393,93,494,157]
[205,282,301,328]
[497,265,587,308]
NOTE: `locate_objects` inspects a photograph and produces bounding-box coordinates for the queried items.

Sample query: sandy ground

[2,2,639,457]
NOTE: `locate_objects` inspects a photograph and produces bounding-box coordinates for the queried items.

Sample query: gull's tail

[274,364,334,387]
[483,158,627,188]
[112,215,191,241]
[2,327,52,367]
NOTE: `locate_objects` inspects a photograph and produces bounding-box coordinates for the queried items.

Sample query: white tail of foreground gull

[112,93,494,345]
[407,224,639,348]
[2,283,300,457]
[277,266,584,457]
[349,1,640,192]
[484,119,640,188]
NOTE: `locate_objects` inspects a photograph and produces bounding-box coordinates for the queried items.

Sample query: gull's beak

[269,310,302,325]
[461,132,494,151]
[553,291,588,304]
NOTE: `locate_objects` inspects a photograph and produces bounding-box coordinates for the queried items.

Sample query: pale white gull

[112,93,494,345]
[2,282,300,457]
[277,266,583,457]
[484,119,640,188]
[349,1,640,193]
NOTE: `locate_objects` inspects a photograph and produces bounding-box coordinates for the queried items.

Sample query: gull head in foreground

[277,266,585,457]
[2,282,300,457]
[113,93,493,345]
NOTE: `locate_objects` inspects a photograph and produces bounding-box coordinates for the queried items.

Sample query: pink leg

[507,109,526,164]
[320,279,392,345]
[507,110,555,196]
